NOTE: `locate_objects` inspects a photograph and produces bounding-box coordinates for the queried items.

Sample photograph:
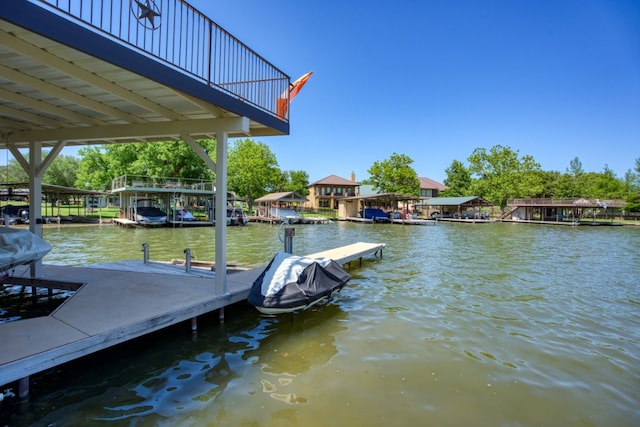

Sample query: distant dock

[0,242,384,398]
[341,217,436,225]
[250,216,330,225]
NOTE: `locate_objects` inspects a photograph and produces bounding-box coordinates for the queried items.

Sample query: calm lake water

[2,221,639,426]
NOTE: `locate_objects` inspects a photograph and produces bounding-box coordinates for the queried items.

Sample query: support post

[18,377,29,400]
[214,131,228,297]
[284,227,295,254]
[184,248,192,272]
[215,131,228,322]
[191,317,197,333]
[141,243,149,263]
[28,142,43,278]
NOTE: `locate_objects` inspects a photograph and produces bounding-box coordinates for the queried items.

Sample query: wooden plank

[307,242,385,264]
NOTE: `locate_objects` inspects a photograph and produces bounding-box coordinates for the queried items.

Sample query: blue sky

[5,0,638,186]
[191,0,639,184]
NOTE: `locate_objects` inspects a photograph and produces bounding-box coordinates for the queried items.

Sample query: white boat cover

[0,228,52,272]
[248,252,351,313]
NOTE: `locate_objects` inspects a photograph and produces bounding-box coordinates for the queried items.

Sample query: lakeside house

[306,174,360,211]
[418,177,446,198]
[306,173,446,215]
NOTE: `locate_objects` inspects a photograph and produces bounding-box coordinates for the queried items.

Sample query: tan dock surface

[307,242,385,264]
[0,242,384,388]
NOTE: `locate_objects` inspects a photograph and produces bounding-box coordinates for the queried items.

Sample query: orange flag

[289,71,313,101]
[277,71,313,118]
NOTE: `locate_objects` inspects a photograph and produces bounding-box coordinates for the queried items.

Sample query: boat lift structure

[1,0,296,398]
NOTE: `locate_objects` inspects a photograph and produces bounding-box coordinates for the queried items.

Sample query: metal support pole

[214,132,228,299]
[191,317,197,333]
[18,377,29,400]
[184,248,192,272]
[284,227,295,254]
[141,243,149,263]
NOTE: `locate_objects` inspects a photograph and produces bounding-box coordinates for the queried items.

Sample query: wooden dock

[0,242,384,395]
[112,217,138,227]
[391,218,436,226]
[342,217,436,226]
[249,216,330,225]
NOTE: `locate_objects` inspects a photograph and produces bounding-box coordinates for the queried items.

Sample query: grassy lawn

[43,205,120,219]
[0,203,120,219]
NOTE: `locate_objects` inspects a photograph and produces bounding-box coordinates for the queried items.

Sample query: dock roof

[255,192,309,203]
[421,196,493,207]
[346,192,420,203]
[0,1,290,150]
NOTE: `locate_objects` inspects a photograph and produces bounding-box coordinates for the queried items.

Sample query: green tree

[4,152,79,187]
[467,145,543,210]
[75,140,217,190]
[227,139,281,211]
[367,153,420,196]
[44,154,79,188]
[441,159,472,196]
[591,165,624,199]
[567,157,584,176]
[626,158,640,195]
[130,140,216,179]
[535,170,562,198]
[277,170,309,195]
[75,146,118,191]
[2,158,28,183]
[555,156,585,197]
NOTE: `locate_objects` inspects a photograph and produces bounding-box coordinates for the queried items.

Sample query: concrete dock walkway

[0,242,384,393]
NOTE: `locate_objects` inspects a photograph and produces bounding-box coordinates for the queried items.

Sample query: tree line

[361,146,639,211]
[5,141,639,212]
[4,139,308,212]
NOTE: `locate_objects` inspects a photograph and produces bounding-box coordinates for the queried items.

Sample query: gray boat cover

[0,228,52,272]
[248,252,350,312]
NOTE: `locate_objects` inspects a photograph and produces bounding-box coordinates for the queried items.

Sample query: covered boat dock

[1,0,292,298]
[500,198,626,225]
[418,196,495,222]
[253,192,328,224]
[0,0,297,400]
[338,192,433,224]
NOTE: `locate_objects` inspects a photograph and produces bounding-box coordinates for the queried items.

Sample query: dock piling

[18,377,29,400]
[284,227,295,254]
[141,243,149,264]
[184,248,192,272]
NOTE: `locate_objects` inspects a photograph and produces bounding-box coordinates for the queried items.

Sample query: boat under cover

[0,228,52,273]
[248,252,351,314]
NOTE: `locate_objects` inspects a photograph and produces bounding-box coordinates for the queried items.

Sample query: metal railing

[111,174,215,192]
[508,198,625,208]
[35,0,290,119]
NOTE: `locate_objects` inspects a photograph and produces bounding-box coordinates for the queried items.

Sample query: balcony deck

[1,0,291,152]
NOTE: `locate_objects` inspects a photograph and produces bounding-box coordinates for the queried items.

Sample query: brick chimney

[350,171,356,182]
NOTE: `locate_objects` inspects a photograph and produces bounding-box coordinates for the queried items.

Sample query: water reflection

[246,304,347,376]
[27,300,348,425]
